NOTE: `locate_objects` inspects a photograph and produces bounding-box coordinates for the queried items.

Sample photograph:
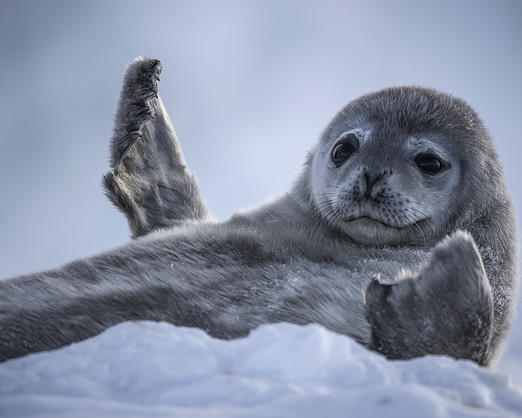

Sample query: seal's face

[310,89,466,246]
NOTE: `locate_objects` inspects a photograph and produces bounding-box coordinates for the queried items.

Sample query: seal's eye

[415,153,447,175]
[331,133,359,166]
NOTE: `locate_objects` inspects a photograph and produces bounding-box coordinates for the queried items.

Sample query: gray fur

[0,57,518,367]
[103,57,210,237]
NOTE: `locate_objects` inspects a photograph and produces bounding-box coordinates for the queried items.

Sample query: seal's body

[0,58,517,366]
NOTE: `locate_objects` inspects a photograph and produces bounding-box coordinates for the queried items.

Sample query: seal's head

[308,86,507,246]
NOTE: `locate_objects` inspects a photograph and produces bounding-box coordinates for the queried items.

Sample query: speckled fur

[0,58,517,367]
[103,58,210,237]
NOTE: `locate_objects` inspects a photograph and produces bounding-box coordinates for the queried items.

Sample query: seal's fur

[0,57,517,366]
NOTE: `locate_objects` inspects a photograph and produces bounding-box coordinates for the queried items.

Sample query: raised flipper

[365,230,494,366]
[103,57,211,238]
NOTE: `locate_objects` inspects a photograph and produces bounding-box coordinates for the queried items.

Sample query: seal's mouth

[341,215,433,246]
[344,216,401,230]
[344,214,430,232]
[340,217,409,245]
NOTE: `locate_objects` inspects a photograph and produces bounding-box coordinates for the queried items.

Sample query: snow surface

[1,322,521,417]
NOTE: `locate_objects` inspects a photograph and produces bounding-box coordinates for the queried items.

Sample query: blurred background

[1,0,521,378]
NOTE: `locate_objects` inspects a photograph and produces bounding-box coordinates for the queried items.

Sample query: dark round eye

[415,153,447,175]
[331,133,359,166]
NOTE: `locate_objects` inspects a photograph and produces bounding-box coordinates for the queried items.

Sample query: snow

[1,321,521,417]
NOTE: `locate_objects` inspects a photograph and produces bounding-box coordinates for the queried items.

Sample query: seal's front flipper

[365,230,494,366]
[103,57,210,238]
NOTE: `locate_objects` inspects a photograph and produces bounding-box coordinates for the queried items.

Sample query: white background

[0,0,521,380]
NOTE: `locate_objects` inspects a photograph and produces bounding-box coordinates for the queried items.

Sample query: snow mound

[1,321,521,417]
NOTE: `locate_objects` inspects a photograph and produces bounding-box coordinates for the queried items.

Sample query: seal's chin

[342,217,410,246]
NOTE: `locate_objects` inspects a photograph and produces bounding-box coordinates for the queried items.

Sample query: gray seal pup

[0,57,518,367]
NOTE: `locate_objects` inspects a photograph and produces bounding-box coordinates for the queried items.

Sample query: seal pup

[0,57,518,367]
